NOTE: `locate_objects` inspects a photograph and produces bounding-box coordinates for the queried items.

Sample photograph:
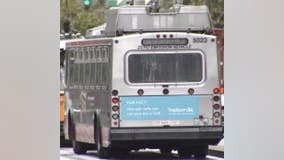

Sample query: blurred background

[60,0,223,36]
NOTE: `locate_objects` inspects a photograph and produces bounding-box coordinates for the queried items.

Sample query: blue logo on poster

[120,95,199,120]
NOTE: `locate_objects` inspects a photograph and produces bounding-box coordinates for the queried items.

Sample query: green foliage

[159,0,224,28]
[60,0,223,35]
[191,0,224,28]
[159,0,173,11]
[206,0,224,28]
[60,0,106,35]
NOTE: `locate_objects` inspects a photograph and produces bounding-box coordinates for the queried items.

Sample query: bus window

[72,51,80,87]
[79,63,84,87]
[96,63,102,86]
[128,53,203,84]
[90,47,97,87]
[84,47,91,87]
[67,49,75,87]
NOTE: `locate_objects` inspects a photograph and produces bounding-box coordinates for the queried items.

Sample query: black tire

[111,148,129,158]
[96,120,110,159]
[60,136,72,147]
[68,111,74,140]
[69,113,88,154]
[193,145,208,159]
[160,147,172,155]
[72,140,88,154]
[178,148,193,158]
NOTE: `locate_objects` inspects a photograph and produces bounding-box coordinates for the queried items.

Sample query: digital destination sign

[141,38,188,46]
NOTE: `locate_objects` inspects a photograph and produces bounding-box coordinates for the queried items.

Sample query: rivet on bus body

[114,40,119,43]
[113,121,118,126]
[211,38,215,42]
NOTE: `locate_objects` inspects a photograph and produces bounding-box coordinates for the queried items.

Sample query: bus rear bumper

[110,126,223,143]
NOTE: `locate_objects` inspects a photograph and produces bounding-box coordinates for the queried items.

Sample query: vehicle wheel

[72,140,87,154]
[160,147,172,155]
[68,111,74,140]
[178,148,193,158]
[96,121,110,158]
[111,148,129,158]
[193,145,208,159]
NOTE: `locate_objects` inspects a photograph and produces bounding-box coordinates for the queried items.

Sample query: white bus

[64,2,223,159]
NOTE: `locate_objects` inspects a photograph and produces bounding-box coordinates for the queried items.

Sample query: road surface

[60,147,224,160]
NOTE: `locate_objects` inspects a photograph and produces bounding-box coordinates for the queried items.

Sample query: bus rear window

[128,53,203,84]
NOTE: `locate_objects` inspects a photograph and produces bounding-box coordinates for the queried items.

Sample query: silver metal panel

[105,5,212,36]
[111,32,220,128]
[64,38,113,144]
[112,32,219,95]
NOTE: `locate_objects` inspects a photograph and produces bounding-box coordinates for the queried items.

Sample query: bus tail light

[213,112,221,118]
[137,89,144,96]
[112,105,119,112]
[213,104,220,110]
[163,88,169,95]
[112,114,119,120]
[188,88,195,95]
[111,91,120,127]
[113,121,118,126]
[214,119,220,124]
[213,96,220,101]
[112,89,118,96]
[112,97,119,104]
[213,88,220,94]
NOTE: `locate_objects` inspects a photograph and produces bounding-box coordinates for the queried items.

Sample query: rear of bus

[109,32,223,150]
[101,5,223,156]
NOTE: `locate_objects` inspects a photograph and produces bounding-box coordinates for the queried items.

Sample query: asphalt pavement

[60,147,224,160]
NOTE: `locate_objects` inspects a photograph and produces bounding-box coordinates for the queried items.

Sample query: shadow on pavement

[60,139,72,148]
[84,150,215,160]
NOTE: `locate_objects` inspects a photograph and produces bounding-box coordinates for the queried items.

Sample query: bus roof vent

[104,3,212,37]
